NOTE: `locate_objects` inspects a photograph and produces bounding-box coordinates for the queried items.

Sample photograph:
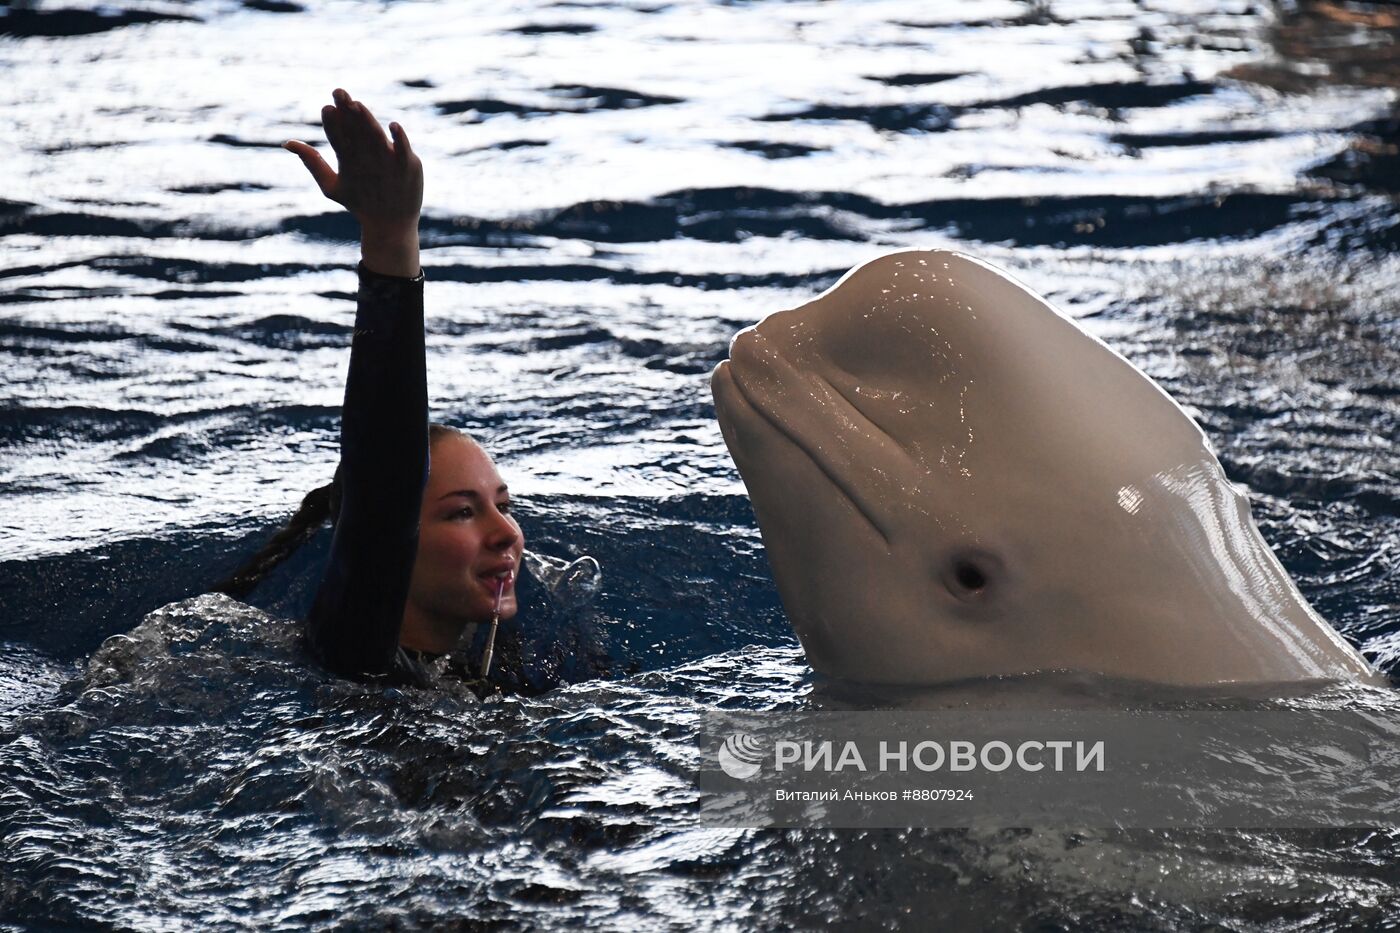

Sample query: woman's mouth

[479,568,515,592]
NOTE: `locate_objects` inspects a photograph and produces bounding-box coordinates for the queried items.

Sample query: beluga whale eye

[954,560,987,592]
[942,548,1001,602]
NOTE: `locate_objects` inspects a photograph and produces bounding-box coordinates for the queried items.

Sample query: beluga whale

[710,250,1384,688]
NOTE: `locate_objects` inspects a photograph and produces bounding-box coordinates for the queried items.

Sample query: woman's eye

[452,507,474,520]
[498,501,511,514]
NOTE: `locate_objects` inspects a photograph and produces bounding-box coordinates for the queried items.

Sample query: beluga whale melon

[710,249,1384,687]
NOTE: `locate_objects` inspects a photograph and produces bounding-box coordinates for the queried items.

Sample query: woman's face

[408,434,524,629]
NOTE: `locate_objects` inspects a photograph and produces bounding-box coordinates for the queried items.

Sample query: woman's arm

[284,89,428,677]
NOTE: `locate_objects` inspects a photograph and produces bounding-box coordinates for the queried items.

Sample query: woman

[217,88,523,693]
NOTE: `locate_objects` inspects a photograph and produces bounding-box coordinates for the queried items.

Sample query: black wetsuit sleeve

[305,262,428,678]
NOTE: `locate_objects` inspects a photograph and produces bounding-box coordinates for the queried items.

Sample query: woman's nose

[484,508,520,549]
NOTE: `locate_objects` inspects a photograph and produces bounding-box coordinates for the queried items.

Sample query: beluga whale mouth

[711,249,1383,688]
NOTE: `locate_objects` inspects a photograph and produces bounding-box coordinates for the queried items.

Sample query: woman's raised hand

[284,88,423,277]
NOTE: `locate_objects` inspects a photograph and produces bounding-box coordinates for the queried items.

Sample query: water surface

[2,0,1398,928]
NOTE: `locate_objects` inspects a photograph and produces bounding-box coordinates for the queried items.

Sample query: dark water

[1,0,1398,928]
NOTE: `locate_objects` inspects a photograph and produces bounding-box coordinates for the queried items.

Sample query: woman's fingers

[320,102,345,156]
[291,90,420,222]
[389,122,416,163]
[324,89,394,159]
[351,97,393,150]
[320,103,354,158]
[282,140,339,199]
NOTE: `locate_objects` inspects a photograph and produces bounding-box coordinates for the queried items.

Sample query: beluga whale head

[711,249,1383,688]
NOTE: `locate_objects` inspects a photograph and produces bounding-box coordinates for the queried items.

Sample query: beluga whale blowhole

[710,249,1384,688]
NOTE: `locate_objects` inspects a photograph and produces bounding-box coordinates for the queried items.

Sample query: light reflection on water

[2,0,1399,927]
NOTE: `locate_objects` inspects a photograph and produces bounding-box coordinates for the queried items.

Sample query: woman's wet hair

[211,423,465,599]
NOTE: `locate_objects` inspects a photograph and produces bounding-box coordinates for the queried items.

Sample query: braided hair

[211,423,463,599]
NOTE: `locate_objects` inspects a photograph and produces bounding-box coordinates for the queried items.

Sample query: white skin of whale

[711,250,1384,687]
